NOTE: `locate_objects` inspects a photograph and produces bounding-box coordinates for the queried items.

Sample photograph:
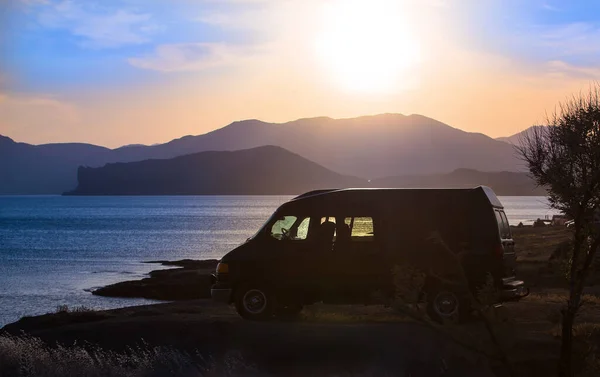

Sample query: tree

[517,85,600,377]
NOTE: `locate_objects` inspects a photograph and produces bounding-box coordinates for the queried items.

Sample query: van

[211,186,528,321]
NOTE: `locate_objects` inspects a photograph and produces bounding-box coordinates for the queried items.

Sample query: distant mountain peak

[497,125,547,145]
[0,135,15,144]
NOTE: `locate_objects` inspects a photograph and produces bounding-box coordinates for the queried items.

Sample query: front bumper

[211,276,232,303]
[211,288,233,303]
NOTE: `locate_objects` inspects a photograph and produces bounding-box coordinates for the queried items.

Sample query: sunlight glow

[315,0,421,94]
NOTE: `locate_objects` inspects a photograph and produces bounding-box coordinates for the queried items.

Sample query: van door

[266,215,321,299]
[325,216,383,303]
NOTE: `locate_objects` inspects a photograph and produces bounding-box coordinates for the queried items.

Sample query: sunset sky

[1,0,599,148]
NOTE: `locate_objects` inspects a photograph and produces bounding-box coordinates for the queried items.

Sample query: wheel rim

[433,291,459,318]
[242,289,267,314]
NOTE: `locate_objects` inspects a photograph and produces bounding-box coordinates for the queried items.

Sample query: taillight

[495,244,504,257]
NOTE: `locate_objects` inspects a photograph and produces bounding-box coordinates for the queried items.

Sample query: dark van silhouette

[211,186,528,321]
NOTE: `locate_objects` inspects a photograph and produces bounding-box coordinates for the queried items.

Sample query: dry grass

[0,335,258,377]
[512,226,571,262]
[300,304,404,323]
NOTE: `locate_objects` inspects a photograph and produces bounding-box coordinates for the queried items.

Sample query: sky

[1,0,600,148]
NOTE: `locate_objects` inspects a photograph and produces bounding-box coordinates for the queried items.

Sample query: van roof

[290,186,504,208]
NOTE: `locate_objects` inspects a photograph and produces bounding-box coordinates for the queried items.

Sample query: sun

[315,0,420,94]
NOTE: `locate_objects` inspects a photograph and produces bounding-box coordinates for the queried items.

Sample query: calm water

[0,195,558,326]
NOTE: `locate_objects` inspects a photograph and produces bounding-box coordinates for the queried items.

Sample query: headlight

[216,262,229,274]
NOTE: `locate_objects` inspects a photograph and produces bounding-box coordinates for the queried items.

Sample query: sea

[0,195,559,326]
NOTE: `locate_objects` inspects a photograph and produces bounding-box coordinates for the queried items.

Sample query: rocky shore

[92,259,218,301]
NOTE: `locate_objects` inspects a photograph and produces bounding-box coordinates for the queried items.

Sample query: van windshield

[247,211,279,241]
[270,215,310,240]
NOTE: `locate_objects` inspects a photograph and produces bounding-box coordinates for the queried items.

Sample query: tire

[426,287,470,324]
[234,284,274,321]
[275,303,303,320]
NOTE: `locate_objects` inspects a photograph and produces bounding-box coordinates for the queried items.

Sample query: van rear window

[495,210,511,239]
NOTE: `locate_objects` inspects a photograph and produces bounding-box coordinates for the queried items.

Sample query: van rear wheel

[234,284,274,321]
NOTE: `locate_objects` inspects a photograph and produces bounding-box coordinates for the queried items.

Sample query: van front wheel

[234,284,274,320]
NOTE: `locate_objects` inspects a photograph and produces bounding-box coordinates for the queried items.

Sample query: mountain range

[1,114,533,194]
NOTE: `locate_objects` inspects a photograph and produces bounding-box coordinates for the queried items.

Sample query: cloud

[540,22,600,57]
[543,60,600,80]
[0,92,79,120]
[19,0,50,5]
[128,43,259,72]
[0,92,81,143]
[30,1,160,48]
[541,3,560,12]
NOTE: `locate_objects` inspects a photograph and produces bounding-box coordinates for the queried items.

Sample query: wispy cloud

[544,60,600,80]
[128,43,259,72]
[0,91,80,141]
[0,92,78,119]
[540,22,600,57]
[541,3,561,12]
[28,0,161,49]
[19,0,50,5]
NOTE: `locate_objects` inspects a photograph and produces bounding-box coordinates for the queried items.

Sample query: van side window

[344,216,374,241]
[320,217,337,240]
[500,211,512,238]
[296,217,310,239]
[494,210,511,239]
[270,216,311,241]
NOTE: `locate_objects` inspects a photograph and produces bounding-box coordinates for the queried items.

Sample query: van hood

[220,240,262,262]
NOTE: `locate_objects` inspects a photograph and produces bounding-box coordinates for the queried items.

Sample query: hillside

[1,113,524,194]
[0,135,111,194]
[65,146,365,195]
[371,168,545,196]
[65,145,544,196]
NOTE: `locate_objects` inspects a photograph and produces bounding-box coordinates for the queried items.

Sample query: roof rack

[291,189,340,200]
